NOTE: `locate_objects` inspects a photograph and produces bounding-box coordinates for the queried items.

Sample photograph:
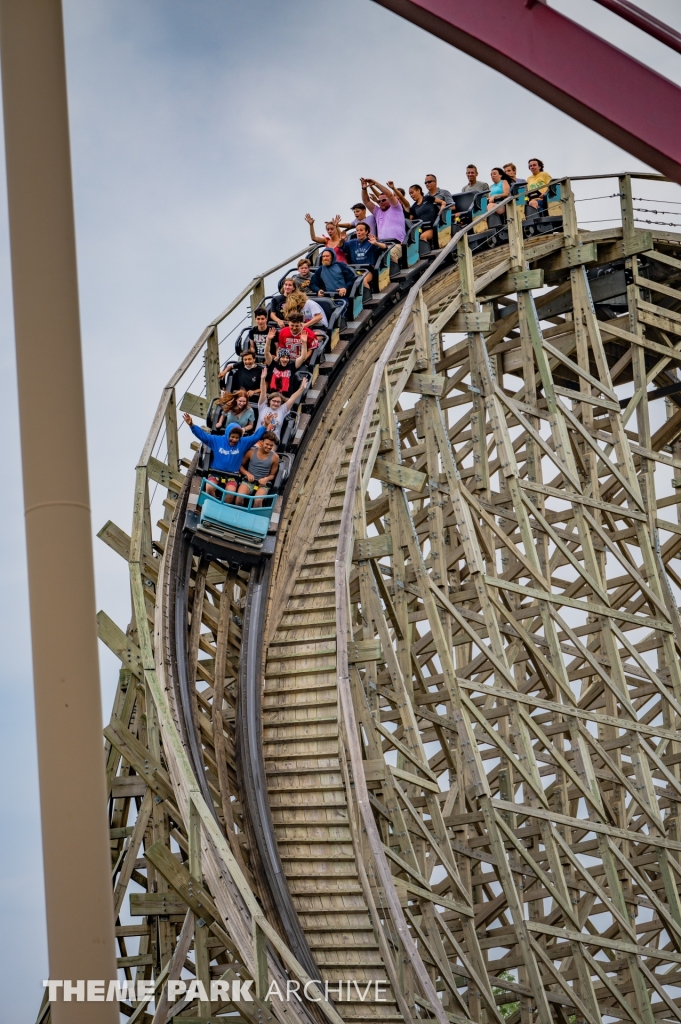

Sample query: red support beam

[592,0,681,58]
[371,0,681,185]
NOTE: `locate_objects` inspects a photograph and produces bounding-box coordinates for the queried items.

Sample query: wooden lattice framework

[76,176,681,1024]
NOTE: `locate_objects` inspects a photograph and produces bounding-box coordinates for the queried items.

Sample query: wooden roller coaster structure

[72,174,681,1024]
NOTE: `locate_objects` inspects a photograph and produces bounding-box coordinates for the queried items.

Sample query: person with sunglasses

[424,174,453,207]
[360,177,406,265]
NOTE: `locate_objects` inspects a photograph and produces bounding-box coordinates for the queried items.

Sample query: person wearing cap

[340,202,377,236]
[182,414,267,500]
[265,337,310,395]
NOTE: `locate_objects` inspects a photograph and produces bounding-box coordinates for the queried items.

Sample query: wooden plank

[519,478,647,520]
[353,534,393,561]
[97,612,143,678]
[97,520,131,561]
[553,385,620,412]
[526,920,681,967]
[111,776,147,799]
[537,241,597,272]
[597,230,653,261]
[390,764,441,794]
[446,311,493,332]
[147,455,184,492]
[491,799,681,853]
[404,372,446,396]
[372,458,427,493]
[480,269,544,295]
[482,574,673,632]
[348,638,383,663]
[179,391,209,419]
[144,840,222,925]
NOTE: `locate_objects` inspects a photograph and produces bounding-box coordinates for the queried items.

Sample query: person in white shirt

[256,367,309,437]
[303,296,328,329]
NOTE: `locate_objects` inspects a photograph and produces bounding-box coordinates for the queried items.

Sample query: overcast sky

[2,0,681,1014]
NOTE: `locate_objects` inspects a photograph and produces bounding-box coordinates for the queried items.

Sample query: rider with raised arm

[182,413,268,500]
[265,337,310,393]
[360,177,406,264]
[256,366,309,438]
[304,213,348,263]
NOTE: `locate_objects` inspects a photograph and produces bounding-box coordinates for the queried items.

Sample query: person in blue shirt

[340,221,387,292]
[183,412,272,500]
[309,248,357,298]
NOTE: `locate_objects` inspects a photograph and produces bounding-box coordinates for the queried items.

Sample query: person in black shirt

[406,185,438,246]
[265,342,309,396]
[219,350,261,397]
[245,309,278,362]
[269,279,300,327]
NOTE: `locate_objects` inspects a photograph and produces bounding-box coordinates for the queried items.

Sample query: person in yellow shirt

[525,157,552,211]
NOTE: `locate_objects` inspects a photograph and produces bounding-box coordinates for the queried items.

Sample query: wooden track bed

[259,243,522,1023]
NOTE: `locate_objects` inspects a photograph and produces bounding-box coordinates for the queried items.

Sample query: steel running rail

[127,240,346,1024]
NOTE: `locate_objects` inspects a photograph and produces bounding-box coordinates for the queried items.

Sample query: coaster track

[89,176,681,1024]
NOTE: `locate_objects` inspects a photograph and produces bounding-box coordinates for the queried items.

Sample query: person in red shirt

[265,341,309,395]
[277,313,318,361]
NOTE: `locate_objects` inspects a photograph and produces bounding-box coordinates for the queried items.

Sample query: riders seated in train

[462,164,489,193]
[257,367,309,437]
[269,278,301,327]
[265,343,309,395]
[525,158,552,211]
[236,431,280,507]
[282,289,328,332]
[487,168,513,212]
[214,389,255,435]
[182,414,266,500]
[339,201,377,237]
[340,221,386,291]
[361,178,406,264]
[304,212,348,263]
[219,349,261,396]
[309,248,356,299]
[275,314,317,360]
[292,258,313,293]
[423,174,453,206]
[503,162,526,188]
[404,184,438,246]
[245,310,278,362]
